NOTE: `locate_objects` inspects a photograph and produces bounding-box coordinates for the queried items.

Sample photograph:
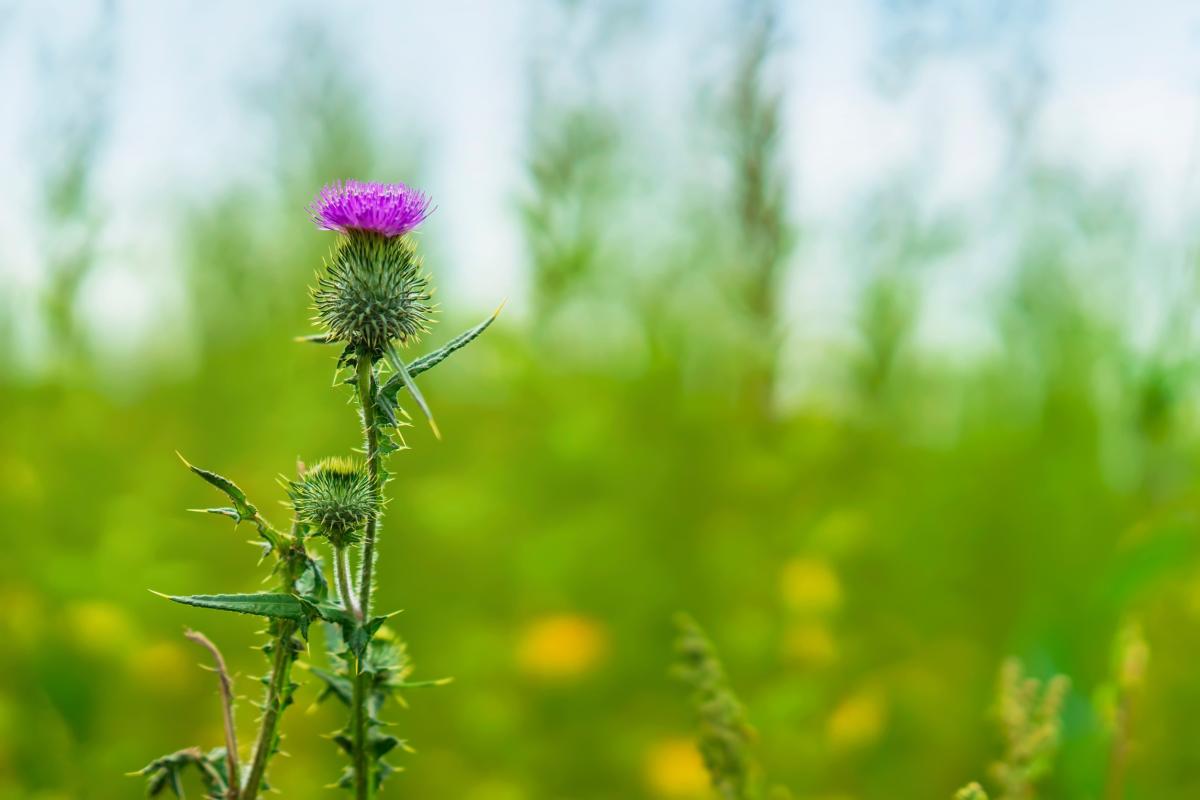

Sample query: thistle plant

[137,179,498,798]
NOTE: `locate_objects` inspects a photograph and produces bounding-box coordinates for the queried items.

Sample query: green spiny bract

[288,457,377,548]
[313,230,434,358]
[673,614,760,800]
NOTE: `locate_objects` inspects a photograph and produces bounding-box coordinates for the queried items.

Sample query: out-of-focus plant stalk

[1105,624,1149,800]
[184,630,240,800]
[727,0,791,417]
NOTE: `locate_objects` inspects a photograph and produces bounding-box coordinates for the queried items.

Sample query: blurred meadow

[3,1,1200,798]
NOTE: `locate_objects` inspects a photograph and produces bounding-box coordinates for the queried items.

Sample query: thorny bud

[288,457,377,548]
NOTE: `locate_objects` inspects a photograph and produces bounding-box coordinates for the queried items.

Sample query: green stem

[353,354,381,800]
[240,620,296,800]
[356,355,381,616]
[352,654,371,800]
[335,545,362,620]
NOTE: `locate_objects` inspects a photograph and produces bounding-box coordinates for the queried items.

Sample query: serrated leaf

[383,345,440,440]
[295,332,337,344]
[136,748,227,800]
[395,677,453,689]
[189,506,241,521]
[336,344,358,370]
[178,454,257,519]
[161,592,310,623]
[371,732,401,758]
[406,304,502,380]
[295,555,329,602]
[179,454,286,556]
[377,430,405,456]
[310,665,354,706]
[374,758,400,791]
[374,388,402,430]
[378,305,502,406]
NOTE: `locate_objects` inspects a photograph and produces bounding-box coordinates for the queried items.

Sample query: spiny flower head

[309,180,432,238]
[313,231,435,356]
[288,457,378,548]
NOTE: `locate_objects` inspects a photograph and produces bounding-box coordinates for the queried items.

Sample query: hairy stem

[353,353,381,800]
[335,546,363,620]
[240,621,296,800]
[352,653,371,800]
[184,629,241,800]
[356,355,381,614]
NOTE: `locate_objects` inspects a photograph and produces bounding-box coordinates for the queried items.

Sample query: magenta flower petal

[309,180,432,238]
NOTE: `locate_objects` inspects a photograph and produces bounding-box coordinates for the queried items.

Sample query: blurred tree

[33,0,116,374]
[721,0,792,418]
[519,0,626,332]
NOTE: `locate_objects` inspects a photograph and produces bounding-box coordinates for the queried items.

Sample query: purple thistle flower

[309,180,433,238]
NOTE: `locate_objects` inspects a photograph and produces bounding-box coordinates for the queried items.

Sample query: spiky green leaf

[189,506,241,521]
[378,305,502,404]
[178,454,257,520]
[135,748,227,799]
[160,592,313,638]
[383,344,440,439]
[295,332,336,344]
[310,665,354,706]
[407,305,502,377]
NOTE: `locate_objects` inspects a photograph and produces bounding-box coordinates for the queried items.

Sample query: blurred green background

[4,1,1200,798]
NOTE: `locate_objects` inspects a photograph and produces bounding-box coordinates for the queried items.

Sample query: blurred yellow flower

[780,557,842,616]
[827,687,887,751]
[782,622,838,667]
[64,601,134,657]
[128,640,194,694]
[643,737,709,798]
[516,613,608,681]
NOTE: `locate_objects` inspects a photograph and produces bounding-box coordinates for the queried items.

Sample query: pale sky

[2,0,1199,368]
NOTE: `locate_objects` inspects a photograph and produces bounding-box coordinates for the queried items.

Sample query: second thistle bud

[288,457,378,548]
